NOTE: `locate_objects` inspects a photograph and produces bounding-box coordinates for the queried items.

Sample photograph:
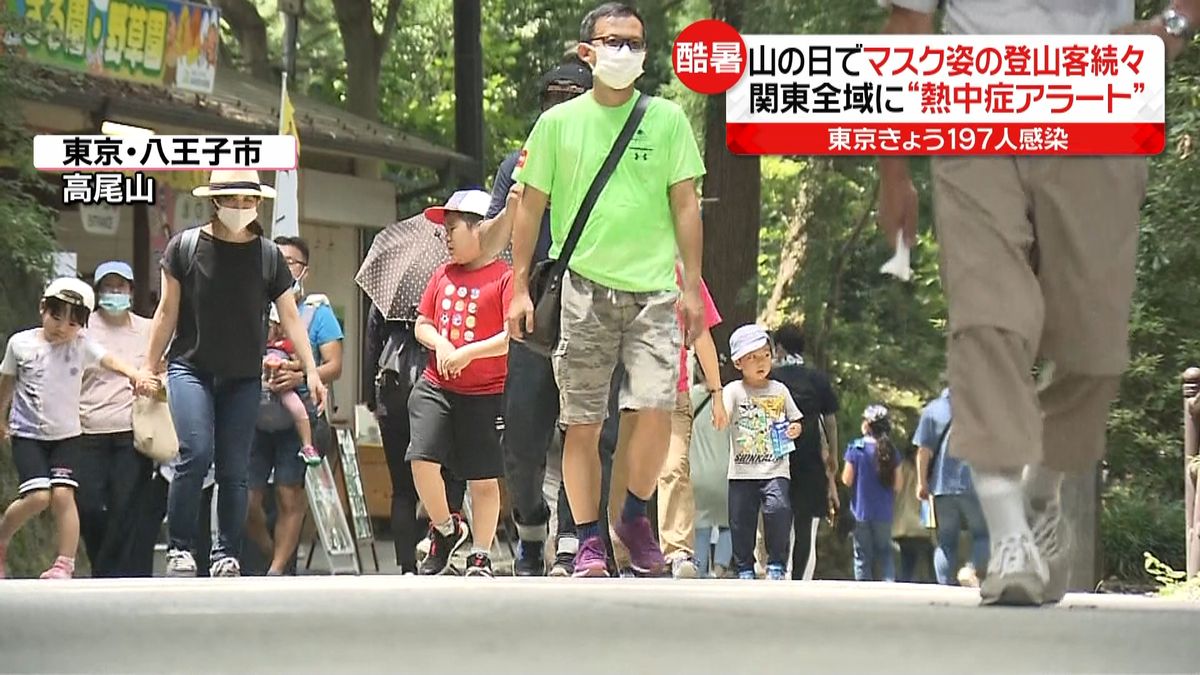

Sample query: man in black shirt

[769,323,839,580]
[484,55,591,576]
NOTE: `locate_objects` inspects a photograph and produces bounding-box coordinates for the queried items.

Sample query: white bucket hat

[192,169,276,199]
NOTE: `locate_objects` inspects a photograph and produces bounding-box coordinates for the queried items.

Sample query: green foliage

[1101,5,1200,580]
[1144,552,1200,600]
[0,42,61,576]
[1103,484,1187,581]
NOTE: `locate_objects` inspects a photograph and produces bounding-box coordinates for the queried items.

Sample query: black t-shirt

[162,228,293,379]
[770,363,839,471]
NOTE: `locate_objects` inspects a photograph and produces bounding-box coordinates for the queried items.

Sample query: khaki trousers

[931,156,1147,472]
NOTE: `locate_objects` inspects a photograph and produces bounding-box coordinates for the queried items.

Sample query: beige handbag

[132,387,179,463]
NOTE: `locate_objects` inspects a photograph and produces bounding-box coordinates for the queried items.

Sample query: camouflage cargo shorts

[552,270,680,425]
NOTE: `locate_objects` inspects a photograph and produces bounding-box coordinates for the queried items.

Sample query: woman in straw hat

[145,169,327,578]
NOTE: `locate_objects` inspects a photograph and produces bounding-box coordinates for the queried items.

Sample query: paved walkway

[2,577,1196,673]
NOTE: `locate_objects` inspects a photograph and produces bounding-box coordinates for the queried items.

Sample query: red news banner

[672,22,1166,156]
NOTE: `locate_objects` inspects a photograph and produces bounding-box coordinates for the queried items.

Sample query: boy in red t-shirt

[409,189,513,578]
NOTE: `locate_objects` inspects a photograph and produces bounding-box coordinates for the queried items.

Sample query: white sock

[435,517,456,537]
[802,518,819,581]
[557,536,579,555]
[470,546,489,557]
[1022,465,1065,509]
[973,468,1030,541]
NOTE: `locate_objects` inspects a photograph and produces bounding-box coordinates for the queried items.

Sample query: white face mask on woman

[215,204,258,231]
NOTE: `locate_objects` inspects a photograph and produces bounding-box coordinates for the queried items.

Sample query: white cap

[729,324,770,362]
[43,277,95,312]
[424,189,492,225]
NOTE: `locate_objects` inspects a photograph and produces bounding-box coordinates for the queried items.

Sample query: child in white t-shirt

[724,324,802,580]
[0,278,157,579]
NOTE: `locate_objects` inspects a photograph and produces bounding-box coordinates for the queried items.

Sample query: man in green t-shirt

[506,2,707,578]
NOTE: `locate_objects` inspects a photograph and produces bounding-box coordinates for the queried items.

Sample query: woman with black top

[146,170,327,578]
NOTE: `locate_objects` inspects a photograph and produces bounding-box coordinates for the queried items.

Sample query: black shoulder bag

[524,93,652,357]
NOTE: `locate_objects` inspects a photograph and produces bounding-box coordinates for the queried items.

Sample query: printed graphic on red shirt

[418,260,513,395]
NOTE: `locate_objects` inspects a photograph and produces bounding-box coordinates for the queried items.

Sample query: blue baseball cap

[94,261,134,283]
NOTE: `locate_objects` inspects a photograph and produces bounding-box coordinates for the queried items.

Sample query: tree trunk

[758,192,808,327]
[810,175,877,372]
[704,0,761,380]
[215,0,272,81]
[331,0,403,179]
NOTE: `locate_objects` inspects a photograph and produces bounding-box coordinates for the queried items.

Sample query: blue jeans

[694,525,732,577]
[933,493,990,585]
[166,360,261,562]
[852,520,895,581]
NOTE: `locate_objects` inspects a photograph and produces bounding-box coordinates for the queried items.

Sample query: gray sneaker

[210,557,242,578]
[671,557,699,579]
[980,533,1048,606]
[164,549,197,578]
[1028,496,1071,604]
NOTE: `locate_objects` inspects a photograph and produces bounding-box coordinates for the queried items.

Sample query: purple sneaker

[571,536,609,578]
[614,516,666,576]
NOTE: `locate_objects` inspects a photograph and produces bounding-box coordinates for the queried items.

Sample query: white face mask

[216,205,258,232]
[587,44,645,90]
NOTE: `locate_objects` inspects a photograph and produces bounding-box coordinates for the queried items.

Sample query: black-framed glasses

[589,35,646,52]
[284,257,308,270]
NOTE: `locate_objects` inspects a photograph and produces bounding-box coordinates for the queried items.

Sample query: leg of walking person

[761,477,793,579]
[728,479,760,578]
[129,470,168,577]
[876,521,896,582]
[657,392,697,577]
[502,341,560,575]
[95,433,152,576]
[553,274,624,578]
[714,527,733,575]
[606,410,634,573]
[209,375,261,575]
[253,424,308,575]
[378,375,420,573]
[693,525,713,577]
[933,495,964,585]
[165,361,216,576]
[962,491,990,578]
[246,431,278,566]
[933,155,1145,605]
[852,521,875,581]
[73,434,113,576]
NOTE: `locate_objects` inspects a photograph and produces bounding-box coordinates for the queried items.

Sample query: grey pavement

[2,577,1198,674]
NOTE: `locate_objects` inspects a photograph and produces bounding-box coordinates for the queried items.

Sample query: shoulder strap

[554,93,652,273]
[260,236,278,289]
[926,420,952,479]
[935,420,952,455]
[299,301,318,331]
[694,393,713,417]
[181,227,200,278]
